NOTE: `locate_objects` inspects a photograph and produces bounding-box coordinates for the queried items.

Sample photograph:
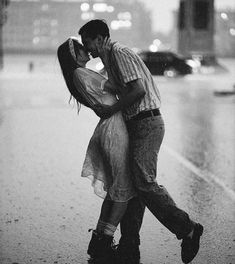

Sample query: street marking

[163,145,235,202]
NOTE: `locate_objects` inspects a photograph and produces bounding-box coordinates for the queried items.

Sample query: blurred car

[138,51,193,77]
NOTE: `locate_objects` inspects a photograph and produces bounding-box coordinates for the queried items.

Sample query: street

[0,56,235,264]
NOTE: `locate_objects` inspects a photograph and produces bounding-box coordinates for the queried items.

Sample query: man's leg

[118,196,145,264]
[120,196,145,239]
[127,115,203,263]
[136,178,203,264]
[139,183,195,239]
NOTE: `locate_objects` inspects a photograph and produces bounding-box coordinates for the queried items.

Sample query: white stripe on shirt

[110,42,161,120]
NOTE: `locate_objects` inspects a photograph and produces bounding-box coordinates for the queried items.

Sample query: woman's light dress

[73,68,136,202]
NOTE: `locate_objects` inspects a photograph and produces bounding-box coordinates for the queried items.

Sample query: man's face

[81,35,99,58]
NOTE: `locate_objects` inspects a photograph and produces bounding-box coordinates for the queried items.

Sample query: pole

[0,0,10,70]
[0,24,3,70]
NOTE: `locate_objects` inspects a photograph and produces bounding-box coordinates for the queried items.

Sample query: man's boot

[87,230,115,264]
[116,236,141,264]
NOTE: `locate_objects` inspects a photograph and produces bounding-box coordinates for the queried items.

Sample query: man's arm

[94,78,146,119]
[103,79,119,95]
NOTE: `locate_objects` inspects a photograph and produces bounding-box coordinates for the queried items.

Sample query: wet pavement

[0,56,235,264]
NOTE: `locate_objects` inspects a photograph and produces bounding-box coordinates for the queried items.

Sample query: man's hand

[97,37,112,67]
[93,104,114,119]
[94,79,146,119]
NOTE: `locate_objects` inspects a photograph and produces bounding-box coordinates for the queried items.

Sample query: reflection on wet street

[160,70,235,197]
[0,56,235,263]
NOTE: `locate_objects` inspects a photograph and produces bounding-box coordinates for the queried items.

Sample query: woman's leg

[88,117,132,261]
[107,200,128,226]
[98,197,113,223]
[88,196,128,261]
[97,195,128,233]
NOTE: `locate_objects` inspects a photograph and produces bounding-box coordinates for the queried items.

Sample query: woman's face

[75,45,90,66]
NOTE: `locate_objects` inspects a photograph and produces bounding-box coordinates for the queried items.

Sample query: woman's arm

[103,79,120,95]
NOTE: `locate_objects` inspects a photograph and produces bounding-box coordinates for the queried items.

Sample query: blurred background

[0,0,235,73]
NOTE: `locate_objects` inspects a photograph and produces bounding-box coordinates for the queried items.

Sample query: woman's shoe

[87,230,116,263]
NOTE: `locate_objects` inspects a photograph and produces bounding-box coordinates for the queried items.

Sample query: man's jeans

[120,115,195,242]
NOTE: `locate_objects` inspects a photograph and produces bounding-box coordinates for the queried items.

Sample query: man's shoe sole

[181,223,204,263]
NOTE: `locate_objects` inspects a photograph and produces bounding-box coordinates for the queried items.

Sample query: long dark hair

[57,38,90,109]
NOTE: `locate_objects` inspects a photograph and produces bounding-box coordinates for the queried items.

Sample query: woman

[57,37,135,263]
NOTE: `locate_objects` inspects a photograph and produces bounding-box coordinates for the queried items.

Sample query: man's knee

[124,196,145,220]
[120,196,145,236]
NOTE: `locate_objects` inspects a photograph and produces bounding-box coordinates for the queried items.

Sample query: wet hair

[57,38,90,109]
[78,19,110,40]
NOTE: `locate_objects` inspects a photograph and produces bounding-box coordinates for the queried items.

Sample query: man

[79,19,203,264]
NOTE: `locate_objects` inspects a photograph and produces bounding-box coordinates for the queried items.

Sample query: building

[170,5,235,59]
[3,0,153,53]
[0,0,10,68]
[177,0,216,65]
[214,10,235,57]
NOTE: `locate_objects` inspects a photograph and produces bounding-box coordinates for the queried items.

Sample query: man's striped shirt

[108,42,161,120]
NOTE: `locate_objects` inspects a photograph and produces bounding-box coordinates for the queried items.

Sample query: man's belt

[129,108,161,121]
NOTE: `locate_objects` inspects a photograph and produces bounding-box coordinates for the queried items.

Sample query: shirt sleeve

[114,48,142,84]
[101,78,107,91]
[72,69,97,107]
[73,69,88,94]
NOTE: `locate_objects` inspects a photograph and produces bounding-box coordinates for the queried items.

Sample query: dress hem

[82,174,136,202]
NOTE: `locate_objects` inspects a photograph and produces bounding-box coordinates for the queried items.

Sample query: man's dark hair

[78,19,110,39]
